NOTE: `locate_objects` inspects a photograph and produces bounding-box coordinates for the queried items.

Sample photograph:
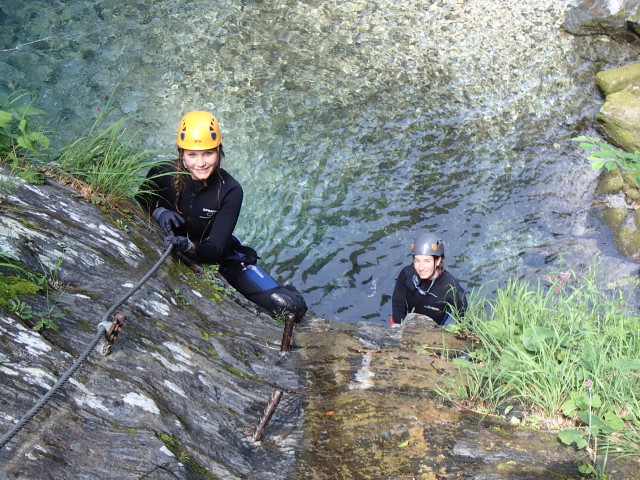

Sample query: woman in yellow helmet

[137,111,238,261]
[137,111,307,321]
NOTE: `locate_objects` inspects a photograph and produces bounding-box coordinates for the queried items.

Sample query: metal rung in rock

[99,313,126,356]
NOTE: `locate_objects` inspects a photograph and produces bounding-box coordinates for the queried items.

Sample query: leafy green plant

[0,91,50,185]
[0,91,50,158]
[7,298,33,320]
[273,312,287,326]
[574,135,640,186]
[115,218,130,233]
[558,380,623,477]
[438,265,640,474]
[34,256,70,331]
[1,249,66,331]
[174,288,192,306]
[33,306,63,332]
[201,264,233,297]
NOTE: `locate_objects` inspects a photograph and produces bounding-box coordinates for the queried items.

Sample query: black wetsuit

[136,162,242,264]
[137,161,307,321]
[391,265,467,325]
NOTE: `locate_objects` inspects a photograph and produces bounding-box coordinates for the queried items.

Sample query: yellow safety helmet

[176,111,222,150]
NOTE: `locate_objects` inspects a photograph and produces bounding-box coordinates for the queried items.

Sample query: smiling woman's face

[182,148,219,180]
[413,254,441,280]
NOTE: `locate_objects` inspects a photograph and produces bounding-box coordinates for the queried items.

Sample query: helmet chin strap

[413,274,437,297]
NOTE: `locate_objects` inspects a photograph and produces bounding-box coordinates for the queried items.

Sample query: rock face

[596,63,640,152]
[563,0,640,36]
[591,62,640,260]
[0,173,302,479]
[563,1,640,261]
[0,173,637,479]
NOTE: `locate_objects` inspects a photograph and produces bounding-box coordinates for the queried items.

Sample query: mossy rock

[625,187,640,203]
[621,172,640,205]
[600,207,628,230]
[635,209,640,228]
[595,168,624,195]
[595,62,640,96]
[622,171,640,189]
[596,90,640,153]
[613,226,640,260]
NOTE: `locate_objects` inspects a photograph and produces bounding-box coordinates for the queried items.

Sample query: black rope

[0,245,174,451]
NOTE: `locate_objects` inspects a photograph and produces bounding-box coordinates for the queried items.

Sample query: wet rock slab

[290,316,635,480]
[0,175,302,480]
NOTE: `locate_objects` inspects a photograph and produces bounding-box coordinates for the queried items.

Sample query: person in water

[136,110,307,321]
[390,233,467,326]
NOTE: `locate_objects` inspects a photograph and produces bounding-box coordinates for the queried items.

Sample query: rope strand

[0,245,173,451]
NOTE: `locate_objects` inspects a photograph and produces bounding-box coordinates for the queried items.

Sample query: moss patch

[223,362,260,381]
[625,186,640,203]
[622,171,640,188]
[600,207,628,230]
[595,62,640,96]
[155,432,220,480]
[0,274,41,307]
[613,226,640,260]
[208,346,219,359]
[597,90,640,152]
[595,169,624,195]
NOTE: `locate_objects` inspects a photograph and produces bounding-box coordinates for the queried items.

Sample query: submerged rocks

[586,61,640,260]
[563,2,640,261]
[563,0,640,37]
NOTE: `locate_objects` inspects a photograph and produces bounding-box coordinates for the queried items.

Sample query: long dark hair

[435,256,445,277]
[172,145,225,212]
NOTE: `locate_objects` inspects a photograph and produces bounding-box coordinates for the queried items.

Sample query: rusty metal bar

[251,388,283,442]
[279,312,296,354]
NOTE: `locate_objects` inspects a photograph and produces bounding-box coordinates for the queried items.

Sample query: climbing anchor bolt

[98,312,126,356]
[251,388,283,443]
[279,312,296,354]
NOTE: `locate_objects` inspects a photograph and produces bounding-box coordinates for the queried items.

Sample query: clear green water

[1,0,638,322]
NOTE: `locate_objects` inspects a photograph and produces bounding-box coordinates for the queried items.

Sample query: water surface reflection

[1,0,638,322]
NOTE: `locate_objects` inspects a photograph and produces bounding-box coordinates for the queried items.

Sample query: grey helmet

[411,233,445,257]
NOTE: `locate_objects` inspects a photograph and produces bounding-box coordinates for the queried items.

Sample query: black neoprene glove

[163,234,192,253]
[152,207,185,235]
